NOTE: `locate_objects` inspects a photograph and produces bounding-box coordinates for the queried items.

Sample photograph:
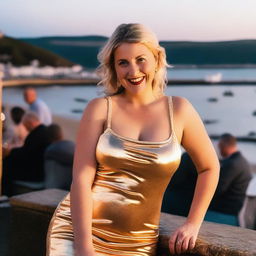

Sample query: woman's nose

[128,63,140,77]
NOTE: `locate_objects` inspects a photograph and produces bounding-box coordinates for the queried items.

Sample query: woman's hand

[168,221,200,255]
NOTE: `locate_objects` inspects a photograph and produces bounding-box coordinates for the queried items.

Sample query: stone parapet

[9,189,256,256]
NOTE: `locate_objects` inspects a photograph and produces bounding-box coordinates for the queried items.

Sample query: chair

[44,140,75,190]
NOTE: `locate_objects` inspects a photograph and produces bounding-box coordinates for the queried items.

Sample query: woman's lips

[128,77,145,85]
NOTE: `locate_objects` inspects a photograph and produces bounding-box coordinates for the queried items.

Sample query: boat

[205,73,222,83]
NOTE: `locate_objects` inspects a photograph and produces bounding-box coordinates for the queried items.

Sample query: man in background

[24,87,52,125]
[2,112,51,196]
[206,133,252,225]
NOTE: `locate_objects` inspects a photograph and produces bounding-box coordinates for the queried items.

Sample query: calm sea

[3,68,256,165]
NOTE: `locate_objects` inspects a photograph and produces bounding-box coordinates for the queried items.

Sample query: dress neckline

[104,127,174,145]
[104,95,176,144]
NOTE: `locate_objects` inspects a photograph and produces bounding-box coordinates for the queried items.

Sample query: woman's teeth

[128,77,144,85]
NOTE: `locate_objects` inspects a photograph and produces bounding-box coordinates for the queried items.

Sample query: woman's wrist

[183,218,202,231]
[74,242,95,255]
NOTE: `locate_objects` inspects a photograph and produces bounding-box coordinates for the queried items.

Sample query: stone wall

[8,189,256,256]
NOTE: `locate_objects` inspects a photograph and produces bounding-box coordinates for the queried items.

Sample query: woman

[46,23,219,256]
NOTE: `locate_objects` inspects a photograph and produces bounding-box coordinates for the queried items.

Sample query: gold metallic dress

[46,96,181,256]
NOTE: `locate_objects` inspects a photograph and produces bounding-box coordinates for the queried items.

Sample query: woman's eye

[118,60,128,66]
[138,58,146,62]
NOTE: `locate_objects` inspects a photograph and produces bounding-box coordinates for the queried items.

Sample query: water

[168,68,256,81]
[2,68,256,165]
[3,84,256,137]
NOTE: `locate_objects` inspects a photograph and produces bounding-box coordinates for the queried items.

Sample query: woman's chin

[124,82,150,95]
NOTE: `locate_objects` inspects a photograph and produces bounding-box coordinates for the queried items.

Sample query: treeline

[1,35,256,68]
[0,36,74,67]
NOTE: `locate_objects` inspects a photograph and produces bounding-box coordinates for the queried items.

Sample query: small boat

[203,119,218,124]
[223,90,234,97]
[205,73,222,83]
[74,97,88,103]
[207,97,218,102]
[71,109,83,113]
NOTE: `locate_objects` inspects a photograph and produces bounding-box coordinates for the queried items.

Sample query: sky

[1,0,256,41]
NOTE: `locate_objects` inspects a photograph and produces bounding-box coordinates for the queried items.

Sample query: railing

[5,189,256,256]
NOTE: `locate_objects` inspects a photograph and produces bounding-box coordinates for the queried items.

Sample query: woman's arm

[169,97,220,255]
[70,98,107,256]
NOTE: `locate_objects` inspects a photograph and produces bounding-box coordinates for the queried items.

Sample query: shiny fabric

[46,96,181,256]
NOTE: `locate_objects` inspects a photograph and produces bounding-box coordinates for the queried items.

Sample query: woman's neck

[122,89,162,106]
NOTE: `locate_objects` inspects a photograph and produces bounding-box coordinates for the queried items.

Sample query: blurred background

[1,0,256,166]
[1,1,256,255]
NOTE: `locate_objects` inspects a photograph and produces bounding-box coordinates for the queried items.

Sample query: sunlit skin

[114,43,158,99]
[70,42,220,256]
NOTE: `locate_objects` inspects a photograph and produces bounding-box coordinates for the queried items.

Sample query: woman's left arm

[169,97,220,255]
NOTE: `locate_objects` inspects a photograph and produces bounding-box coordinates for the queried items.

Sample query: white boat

[205,72,222,83]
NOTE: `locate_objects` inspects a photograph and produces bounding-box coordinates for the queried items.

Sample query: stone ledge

[9,188,68,213]
[158,213,256,256]
[10,189,256,256]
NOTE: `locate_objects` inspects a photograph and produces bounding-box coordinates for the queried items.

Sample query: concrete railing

[7,189,256,256]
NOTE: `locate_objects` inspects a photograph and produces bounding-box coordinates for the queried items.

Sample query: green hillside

[161,40,256,66]
[0,36,74,67]
[22,36,107,68]
[3,35,256,69]
[21,36,256,69]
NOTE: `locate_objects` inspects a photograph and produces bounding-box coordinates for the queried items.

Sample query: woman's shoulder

[82,96,108,120]
[171,96,201,124]
[87,96,108,106]
[171,96,193,111]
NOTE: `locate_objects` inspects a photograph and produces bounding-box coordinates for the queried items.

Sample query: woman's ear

[154,51,160,70]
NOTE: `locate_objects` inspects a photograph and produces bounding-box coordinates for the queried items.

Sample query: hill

[6,35,256,69]
[0,36,74,67]
[22,36,107,69]
[160,40,256,66]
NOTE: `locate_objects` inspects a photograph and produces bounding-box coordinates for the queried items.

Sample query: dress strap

[106,96,112,129]
[167,96,174,134]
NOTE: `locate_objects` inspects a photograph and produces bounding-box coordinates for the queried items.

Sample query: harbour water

[167,68,256,81]
[2,68,256,165]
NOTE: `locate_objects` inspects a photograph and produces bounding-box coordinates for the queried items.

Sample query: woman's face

[114,42,158,95]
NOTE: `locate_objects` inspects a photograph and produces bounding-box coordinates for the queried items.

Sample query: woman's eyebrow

[136,54,146,58]
[117,54,146,62]
[117,58,127,62]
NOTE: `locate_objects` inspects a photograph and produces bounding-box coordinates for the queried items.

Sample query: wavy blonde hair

[97,23,169,96]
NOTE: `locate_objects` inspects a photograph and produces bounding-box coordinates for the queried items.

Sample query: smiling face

[114,43,158,95]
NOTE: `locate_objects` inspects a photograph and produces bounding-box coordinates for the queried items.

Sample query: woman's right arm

[70,98,107,256]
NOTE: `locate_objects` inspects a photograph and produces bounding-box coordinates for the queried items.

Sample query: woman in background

[47,23,219,256]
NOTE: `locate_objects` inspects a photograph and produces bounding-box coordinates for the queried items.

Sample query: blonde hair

[97,23,169,96]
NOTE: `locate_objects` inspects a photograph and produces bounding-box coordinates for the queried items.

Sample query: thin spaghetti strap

[167,96,174,134]
[106,96,112,129]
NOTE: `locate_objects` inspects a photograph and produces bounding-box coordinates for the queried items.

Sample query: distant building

[0,31,4,38]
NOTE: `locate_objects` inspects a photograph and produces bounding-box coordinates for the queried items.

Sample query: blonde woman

[46,23,219,256]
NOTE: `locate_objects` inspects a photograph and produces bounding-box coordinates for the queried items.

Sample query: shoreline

[3,78,256,87]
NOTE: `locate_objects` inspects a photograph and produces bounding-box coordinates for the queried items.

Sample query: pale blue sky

[1,0,256,41]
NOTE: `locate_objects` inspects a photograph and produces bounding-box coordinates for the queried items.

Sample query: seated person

[7,106,28,148]
[162,152,197,216]
[206,133,252,226]
[44,124,75,190]
[2,112,51,196]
